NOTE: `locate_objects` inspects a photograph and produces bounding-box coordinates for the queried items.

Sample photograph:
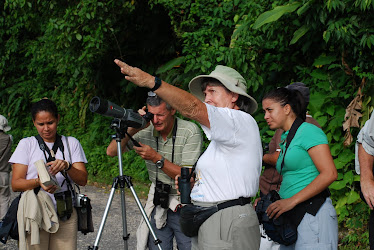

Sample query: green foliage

[253,2,301,29]
[0,0,176,184]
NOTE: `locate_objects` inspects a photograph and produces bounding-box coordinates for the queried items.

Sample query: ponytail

[263,88,306,121]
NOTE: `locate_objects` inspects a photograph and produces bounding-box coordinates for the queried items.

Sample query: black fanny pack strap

[217,197,251,211]
[179,196,252,238]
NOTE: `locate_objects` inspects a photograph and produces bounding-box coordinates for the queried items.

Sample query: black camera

[142,111,154,123]
[178,167,191,204]
[255,190,280,223]
[76,193,89,208]
[255,190,297,246]
[153,180,171,209]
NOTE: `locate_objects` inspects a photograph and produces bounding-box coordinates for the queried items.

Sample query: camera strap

[35,134,65,163]
[63,136,78,200]
[35,134,75,220]
[155,118,177,184]
[275,117,304,191]
[34,134,75,192]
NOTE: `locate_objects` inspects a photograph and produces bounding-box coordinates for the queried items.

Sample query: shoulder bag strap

[279,117,304,174]
[64,136,73,163]
[275,117,304,191]
[155,118,178,185]
[63,136,79,196]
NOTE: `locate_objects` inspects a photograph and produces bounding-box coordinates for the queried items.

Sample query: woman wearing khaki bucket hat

[115,60,262,250]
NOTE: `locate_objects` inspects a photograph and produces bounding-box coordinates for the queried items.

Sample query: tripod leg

[89,182,117,250]
[119,184,129,249]
[126,180,163,250]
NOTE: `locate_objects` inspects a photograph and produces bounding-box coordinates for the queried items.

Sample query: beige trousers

[191,203,260,250]
[26,208,78,250]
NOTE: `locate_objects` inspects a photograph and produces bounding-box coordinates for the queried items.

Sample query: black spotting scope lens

[89,96,108,115]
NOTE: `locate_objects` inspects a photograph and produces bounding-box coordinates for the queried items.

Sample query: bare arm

[11,163,56,193]
[46,157,88,186]
[267,144,337,218]
[114,59,210,128]
[263,151,280,166]
[66,162,88,186]
[358,143,374,209]
[133,142,186,179]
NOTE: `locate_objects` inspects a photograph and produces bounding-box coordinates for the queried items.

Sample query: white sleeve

[65,136,88,164]
[355,113,374,174]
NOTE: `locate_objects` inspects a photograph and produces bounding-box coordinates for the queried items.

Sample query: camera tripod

[88,121,163,250]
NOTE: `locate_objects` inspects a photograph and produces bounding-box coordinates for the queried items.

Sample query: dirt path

[77,184,147,249]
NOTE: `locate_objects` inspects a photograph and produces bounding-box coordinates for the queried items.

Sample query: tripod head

[110,118,141,147]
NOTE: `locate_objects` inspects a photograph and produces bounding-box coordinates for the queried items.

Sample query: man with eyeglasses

[107,91,203,250]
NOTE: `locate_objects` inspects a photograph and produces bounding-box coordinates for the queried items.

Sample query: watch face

[156,161,162,169]
[156,158,164,169]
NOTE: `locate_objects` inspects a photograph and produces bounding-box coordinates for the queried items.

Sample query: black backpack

[0,188,40,244]
[0,194,21,243]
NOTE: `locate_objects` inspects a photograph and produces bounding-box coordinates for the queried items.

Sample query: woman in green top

[262,87,338,249]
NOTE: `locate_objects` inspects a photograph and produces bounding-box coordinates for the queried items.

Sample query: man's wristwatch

[156,156,165,169]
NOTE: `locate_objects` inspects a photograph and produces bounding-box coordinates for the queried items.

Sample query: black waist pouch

[179,197,251,237]
[179,204,218,237]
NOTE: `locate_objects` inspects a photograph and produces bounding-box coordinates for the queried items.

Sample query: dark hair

[146,95,172,110]
[263,88,306,121]
[201,78,253,114]
[31,99,59,121]
[201,78,228,92]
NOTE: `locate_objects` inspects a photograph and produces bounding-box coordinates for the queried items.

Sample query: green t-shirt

[276,122,328,199]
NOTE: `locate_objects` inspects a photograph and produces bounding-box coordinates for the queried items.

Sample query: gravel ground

[0,183,149,250]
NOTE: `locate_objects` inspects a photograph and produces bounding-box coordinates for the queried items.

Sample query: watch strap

[150,76,162,92]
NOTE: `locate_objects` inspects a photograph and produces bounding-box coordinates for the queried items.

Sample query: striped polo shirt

[131,117,202,192]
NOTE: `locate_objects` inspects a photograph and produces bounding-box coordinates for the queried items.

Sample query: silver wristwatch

[156,156,165,169]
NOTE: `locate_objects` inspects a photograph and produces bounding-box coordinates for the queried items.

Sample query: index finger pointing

[114,59,127,68]
[114,59,132,74]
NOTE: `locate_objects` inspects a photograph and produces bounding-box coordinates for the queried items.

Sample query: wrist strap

[150,76,162,91]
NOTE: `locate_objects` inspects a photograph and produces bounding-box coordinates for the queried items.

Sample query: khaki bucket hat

[188,65,258,114]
